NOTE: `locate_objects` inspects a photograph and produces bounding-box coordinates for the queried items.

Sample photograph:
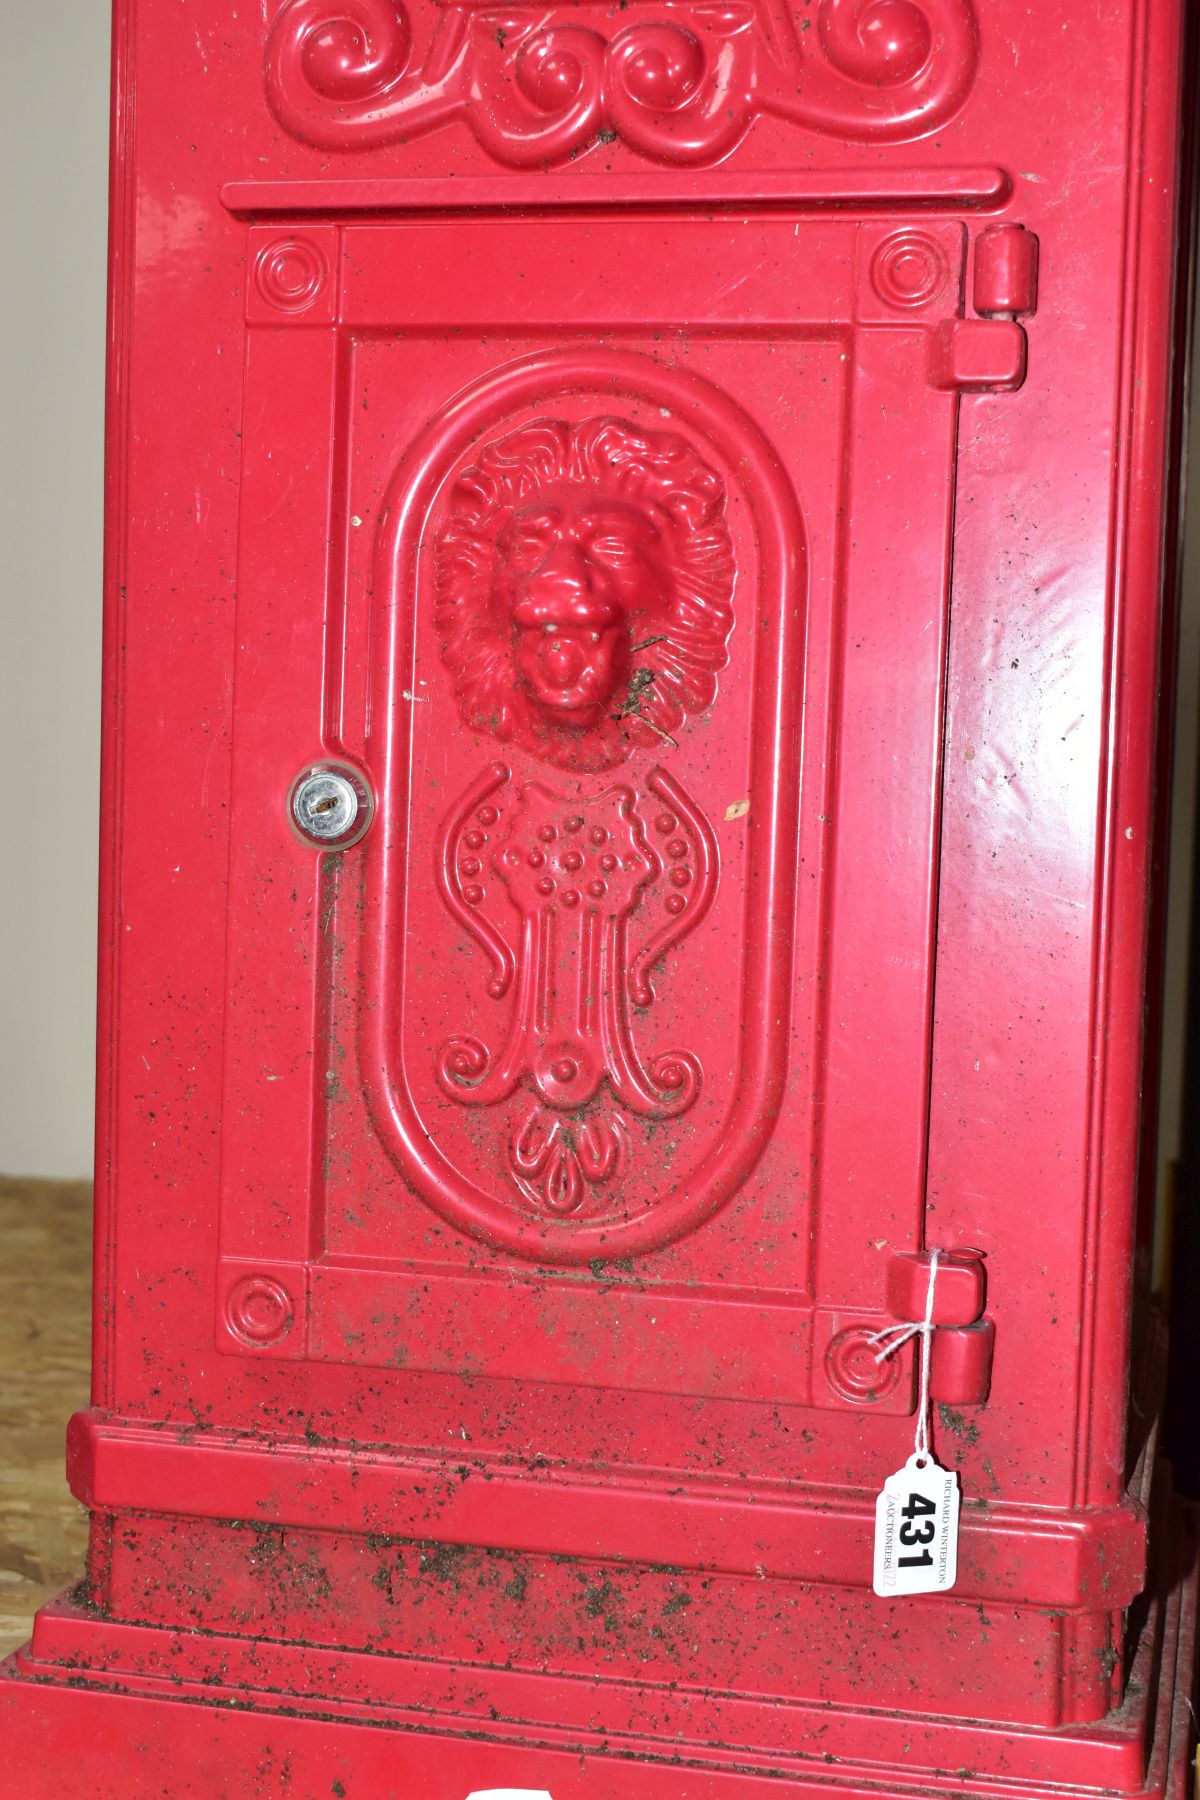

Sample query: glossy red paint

[1,0,1196,1793]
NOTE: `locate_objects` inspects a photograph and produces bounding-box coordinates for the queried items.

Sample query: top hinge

[931,224,1040,394]
[973,223,1040,318]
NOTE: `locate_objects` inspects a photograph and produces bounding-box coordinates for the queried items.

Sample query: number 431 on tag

[873,1454,960,1596]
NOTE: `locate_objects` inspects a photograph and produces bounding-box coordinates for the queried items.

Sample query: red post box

[2,1,1195,1794]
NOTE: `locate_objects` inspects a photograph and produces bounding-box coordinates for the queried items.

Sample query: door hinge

[886,1249,996,1405]
[931,224,1040,394]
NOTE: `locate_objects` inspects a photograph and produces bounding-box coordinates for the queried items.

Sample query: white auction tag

[873,1452,960,1596]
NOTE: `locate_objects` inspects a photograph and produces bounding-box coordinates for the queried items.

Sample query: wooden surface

[0,1177,91,1655]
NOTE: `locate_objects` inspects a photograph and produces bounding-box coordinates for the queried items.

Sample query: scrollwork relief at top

[265,0,980,168]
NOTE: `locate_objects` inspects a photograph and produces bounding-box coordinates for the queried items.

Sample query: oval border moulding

[360,348,808,1264]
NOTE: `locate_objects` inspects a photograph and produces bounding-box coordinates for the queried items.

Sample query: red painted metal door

[2,0,1196,1794]
[219,218,989,1412]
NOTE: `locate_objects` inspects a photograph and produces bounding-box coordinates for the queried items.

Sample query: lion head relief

[433,416,736,771]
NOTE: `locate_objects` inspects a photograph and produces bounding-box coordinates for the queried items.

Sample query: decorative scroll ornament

[437,764,718,1220]
[265,0,979,168]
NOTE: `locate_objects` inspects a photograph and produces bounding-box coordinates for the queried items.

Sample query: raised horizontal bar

[306,1262,817,1404]
[221,166,1013,217]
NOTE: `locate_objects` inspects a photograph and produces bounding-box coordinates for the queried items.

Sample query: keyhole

[289,764,374,848]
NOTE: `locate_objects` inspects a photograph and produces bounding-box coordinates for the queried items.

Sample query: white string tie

[868,1248,940,1464]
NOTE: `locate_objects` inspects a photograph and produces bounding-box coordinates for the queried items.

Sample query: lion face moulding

[434,415,735,767]
[358,353,805,1263]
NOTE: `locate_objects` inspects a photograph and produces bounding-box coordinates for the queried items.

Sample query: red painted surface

[2,0,1196,1793]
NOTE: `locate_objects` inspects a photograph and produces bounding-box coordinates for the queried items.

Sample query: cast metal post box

[2,0,1196,1794]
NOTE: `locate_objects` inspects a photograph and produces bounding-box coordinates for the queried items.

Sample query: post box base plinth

[2,1505,1194,1800]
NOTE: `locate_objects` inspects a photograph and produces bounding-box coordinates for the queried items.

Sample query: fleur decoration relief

[437,766,717,1219]
[431,415,730,1222]
[266,0,980,168]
